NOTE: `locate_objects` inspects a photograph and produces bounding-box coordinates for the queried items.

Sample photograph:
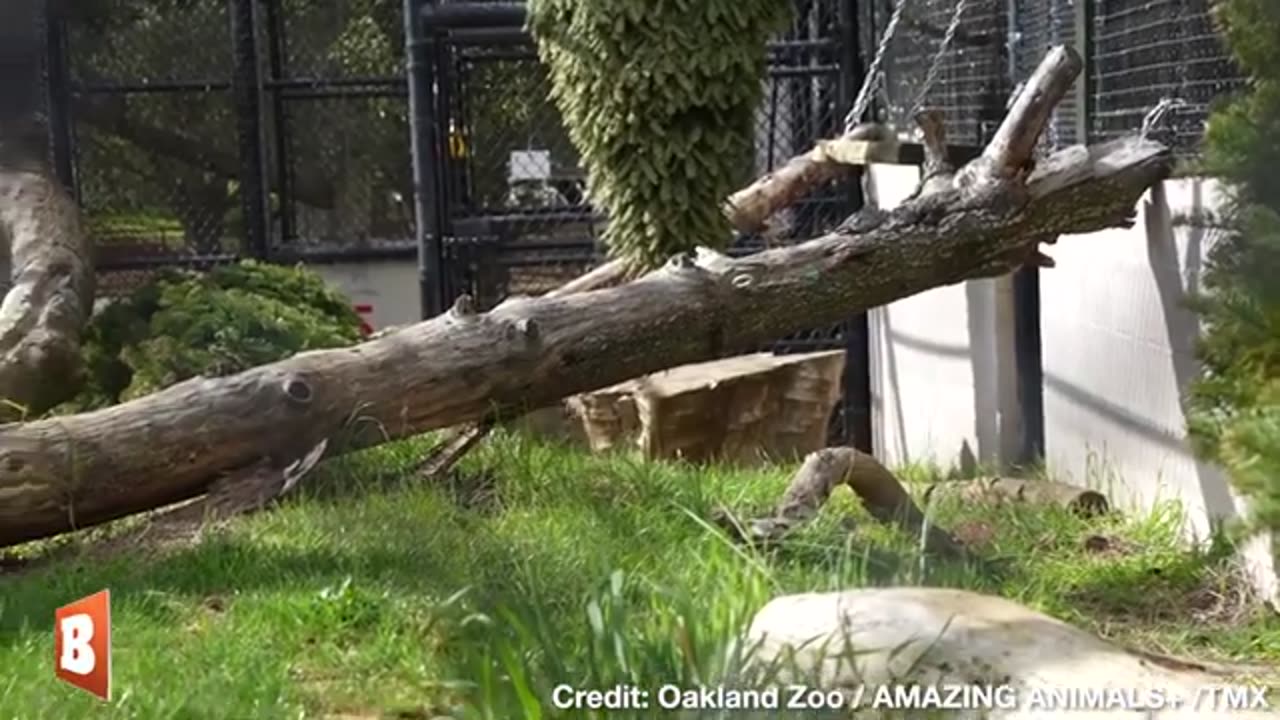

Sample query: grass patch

[1,432,1277,718]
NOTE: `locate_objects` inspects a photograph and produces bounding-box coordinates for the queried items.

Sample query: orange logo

[54,589,111,701]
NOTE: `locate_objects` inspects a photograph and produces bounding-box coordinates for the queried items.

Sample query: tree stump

[569,350,846,464]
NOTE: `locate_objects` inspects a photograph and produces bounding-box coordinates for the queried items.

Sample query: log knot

[281,375,313,406]
[516,317,539,342]
[449,294,477,320]
[666,252,697,271]
[504,317,541,345]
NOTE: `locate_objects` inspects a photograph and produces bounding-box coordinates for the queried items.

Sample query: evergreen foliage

[67,261,362,410]
[527,0,791,272]
[1188,0,1280,539]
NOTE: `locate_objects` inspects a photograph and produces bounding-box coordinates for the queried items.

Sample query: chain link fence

[52,0,415,297]
[55,0,1242,288]
[272,0,412,254]
[876,0,1010,146]
[1087,0,1241,154]
[62,0,238,296]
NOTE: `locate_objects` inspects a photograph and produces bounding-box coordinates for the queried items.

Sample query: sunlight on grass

[0,431,1276,718]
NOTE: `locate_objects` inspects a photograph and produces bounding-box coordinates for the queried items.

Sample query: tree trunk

[0,0,94,421]
[0,46,1172,548]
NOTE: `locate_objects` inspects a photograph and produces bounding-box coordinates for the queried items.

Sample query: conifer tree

[527,0,791,273]
[1189,0,1280,543]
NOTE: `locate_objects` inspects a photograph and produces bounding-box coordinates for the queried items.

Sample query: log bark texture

[0,46,1173,547]
[924,477,1110,516]
[0,0,94,421]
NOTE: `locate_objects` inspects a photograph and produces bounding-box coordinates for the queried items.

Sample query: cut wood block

[813,136,902,165]
[569,350,846,465]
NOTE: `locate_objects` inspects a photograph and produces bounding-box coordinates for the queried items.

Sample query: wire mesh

[448,41,599,306]
[65,0,239,285]
[1089,0,1241,154]
[276,94,413,247]
[1014,0,1080,148]
[877,0,1009,146]
[272,0,412,252]
[45,0,1249,435]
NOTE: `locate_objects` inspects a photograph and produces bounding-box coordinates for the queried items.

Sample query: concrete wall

[864,167,1276,605]
[1040,177,1277,604]
[864,164,1023,473]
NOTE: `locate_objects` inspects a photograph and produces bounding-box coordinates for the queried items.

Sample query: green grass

[88,213,191,249]
[1,432,1277,719]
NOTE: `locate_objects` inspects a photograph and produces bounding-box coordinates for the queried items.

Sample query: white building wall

[1041,178,1276,604]
[864,164,1021,472]
[862,169,1274,605]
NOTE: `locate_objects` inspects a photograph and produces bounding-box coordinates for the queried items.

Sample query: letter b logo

[54,589,111,701]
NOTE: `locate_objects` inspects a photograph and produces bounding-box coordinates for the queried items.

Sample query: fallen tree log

[0,46,1174,548]
[746,587,1277,719]
[924,477,1111,516]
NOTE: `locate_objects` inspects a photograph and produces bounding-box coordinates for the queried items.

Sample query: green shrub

[69,260,361,409]
[527,0,790,273]
[1188,0,1280,543]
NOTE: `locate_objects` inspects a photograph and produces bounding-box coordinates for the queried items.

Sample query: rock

[744,587,1274,719]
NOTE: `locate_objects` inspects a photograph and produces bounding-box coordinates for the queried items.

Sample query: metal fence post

[263,0,294,245]
[836,0,874,453]
[1007,0,1046,466]
[1073,0,1093,144]
[44,7,77,200]
[405,0,446,318]
[229,0,271,260]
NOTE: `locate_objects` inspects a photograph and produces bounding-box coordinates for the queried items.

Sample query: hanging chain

[909,0,968,118]
[842,0,968,135]
[1140,96,1190,139]
[1138,0,1191,143]
[843,0,910,134]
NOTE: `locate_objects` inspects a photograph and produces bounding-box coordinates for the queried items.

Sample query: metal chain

[909,0,969,118]
[842,0,968,135]
[843,0,910,134]
[1140,96,1190,139]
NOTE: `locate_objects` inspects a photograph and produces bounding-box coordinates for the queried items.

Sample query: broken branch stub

[714,447,969,558]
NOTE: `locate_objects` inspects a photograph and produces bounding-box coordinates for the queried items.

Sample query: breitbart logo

[54,589,112,701]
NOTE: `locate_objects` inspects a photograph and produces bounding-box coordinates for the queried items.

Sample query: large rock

[745,587,1275,719]
[569,350,846,465]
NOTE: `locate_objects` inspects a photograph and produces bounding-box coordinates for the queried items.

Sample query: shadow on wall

[1039,178,1238,522]
[1144,181,1239,520]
